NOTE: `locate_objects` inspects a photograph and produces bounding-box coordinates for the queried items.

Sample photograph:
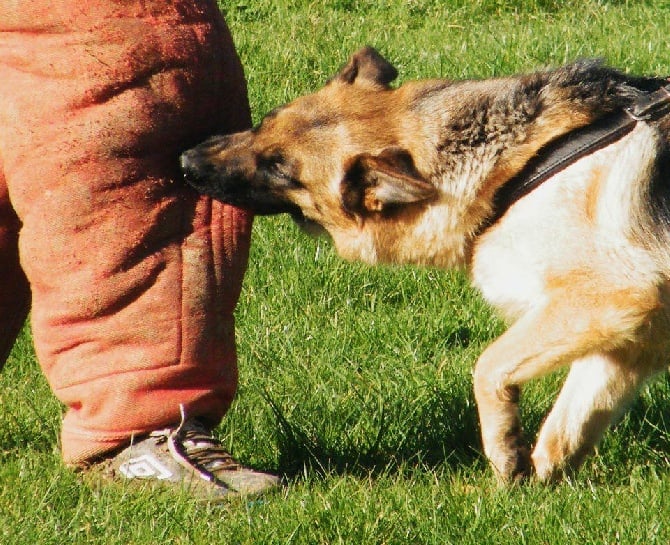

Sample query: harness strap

[484,83,670,230]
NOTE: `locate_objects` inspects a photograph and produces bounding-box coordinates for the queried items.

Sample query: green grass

[3,1,670,543]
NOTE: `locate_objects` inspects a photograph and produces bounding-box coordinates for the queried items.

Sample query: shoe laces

[161,405,240,483]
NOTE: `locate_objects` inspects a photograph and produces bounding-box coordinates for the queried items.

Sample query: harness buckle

[625,85,670,121]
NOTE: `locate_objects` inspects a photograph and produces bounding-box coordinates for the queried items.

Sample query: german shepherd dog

[181,47,670,482]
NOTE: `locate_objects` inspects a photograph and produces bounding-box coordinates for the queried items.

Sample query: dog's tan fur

[182,47,670,482]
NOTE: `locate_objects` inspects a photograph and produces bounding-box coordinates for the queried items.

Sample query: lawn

[2,1,670,543]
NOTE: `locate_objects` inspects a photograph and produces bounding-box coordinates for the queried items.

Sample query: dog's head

[181,47,439,263]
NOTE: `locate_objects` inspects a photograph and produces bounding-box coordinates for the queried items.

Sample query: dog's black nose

[180,148,209,187]
[179,148,198,176]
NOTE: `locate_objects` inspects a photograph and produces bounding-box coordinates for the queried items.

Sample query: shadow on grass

[264,386,484,480]
[602,373,670,465]
[264,371,670,483]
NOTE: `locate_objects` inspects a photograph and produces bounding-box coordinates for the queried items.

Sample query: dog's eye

[259,152,285,171]
[258,152,303,188]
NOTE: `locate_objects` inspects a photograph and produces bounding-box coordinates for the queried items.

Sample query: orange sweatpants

[0,0,253,464]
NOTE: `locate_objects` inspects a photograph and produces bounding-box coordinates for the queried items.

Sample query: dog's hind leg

[473,287,660,482]
[531,349,655,482]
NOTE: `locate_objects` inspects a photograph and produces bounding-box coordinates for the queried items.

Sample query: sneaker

[89,413,280,500]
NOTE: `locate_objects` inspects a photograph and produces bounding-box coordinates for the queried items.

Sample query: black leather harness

[485,83,670,229]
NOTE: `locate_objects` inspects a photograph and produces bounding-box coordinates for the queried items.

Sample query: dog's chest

[469,162,605,320]
[470,218,553,321]
[469,124,659,321]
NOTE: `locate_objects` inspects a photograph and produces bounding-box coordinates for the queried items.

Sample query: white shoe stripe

[118,454,174,480]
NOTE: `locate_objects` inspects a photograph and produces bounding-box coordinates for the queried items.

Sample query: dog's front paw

[488,429,532,483]
[531,443,579,483]
[509,447,533,482]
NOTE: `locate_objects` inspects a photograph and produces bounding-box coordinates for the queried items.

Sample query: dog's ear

[341,147,436,215]
[333,46,398,89]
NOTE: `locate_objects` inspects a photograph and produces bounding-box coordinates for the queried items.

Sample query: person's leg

[0,0,253,465]
[0,165,30,369]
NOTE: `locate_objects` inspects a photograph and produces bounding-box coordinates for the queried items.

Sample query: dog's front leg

[472,292,657,483]
[531,348,657,482]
